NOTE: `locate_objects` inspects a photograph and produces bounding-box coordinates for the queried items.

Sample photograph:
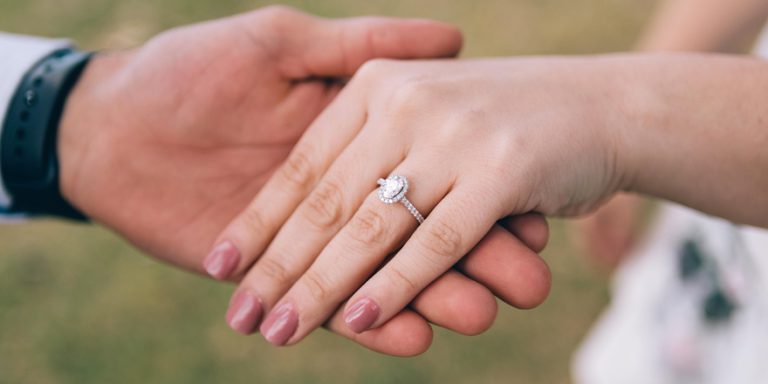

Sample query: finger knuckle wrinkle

[303,270,334,303]
[387,266,419,292]
[348,208,387,246]
[304,180,345,230]
[241,207,266,233]
[419,220,462,261]
[258,258,291,286]
[281,150,315,190]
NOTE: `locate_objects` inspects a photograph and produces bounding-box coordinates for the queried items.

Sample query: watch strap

[1,48,92,221]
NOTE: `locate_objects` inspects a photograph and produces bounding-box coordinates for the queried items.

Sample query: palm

[64,14,339,271]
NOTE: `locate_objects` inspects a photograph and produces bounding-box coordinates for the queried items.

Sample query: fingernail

[260,302,298,346]
[204,240,240,280]
[226,290,263,334]
[344,298,380,333]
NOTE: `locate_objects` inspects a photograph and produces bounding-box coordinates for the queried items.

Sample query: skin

[573,193,644,271]
[56,6,552,356]
[216,53,768,346]
[638,0,768,52]
[577,0,768,269]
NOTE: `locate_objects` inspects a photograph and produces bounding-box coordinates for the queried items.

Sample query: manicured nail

[260,303,298,346]
[204,240,240,280]
[226,290,263,334]
[344,298,380,333]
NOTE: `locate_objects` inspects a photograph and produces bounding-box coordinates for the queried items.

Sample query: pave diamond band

[399,197,425,224]
[377,175,425,224]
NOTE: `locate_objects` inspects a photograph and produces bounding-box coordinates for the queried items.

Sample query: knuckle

[346,207,388,246]
[429,108,489,147]
[240,206,267,233]
[355,59,395,84]
[258,5,299,23]
[386,264,419,292]
[303,179,346,230]
[257,257,292,287]
[418,220,463,262]
[385,77,442,118]
[451,108,488,134]
[302,270,335,303]
[280,149,316,190]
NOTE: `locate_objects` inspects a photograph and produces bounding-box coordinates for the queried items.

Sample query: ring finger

[256,158,452,345]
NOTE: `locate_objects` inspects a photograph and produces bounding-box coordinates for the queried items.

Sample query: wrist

[600,54,667,195]
[58,51,130,215]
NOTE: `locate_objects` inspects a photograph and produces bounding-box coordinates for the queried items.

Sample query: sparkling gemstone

[381,177,403,199]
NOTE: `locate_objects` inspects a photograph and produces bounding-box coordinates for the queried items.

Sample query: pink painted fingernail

[204,240,240,280]
[344,298,380,334]
[226,290,263,334]
[260,303,298,346]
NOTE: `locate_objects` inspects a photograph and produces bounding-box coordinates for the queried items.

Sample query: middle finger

[257,157,451,345]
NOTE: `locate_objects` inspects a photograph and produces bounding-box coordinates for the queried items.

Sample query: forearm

[639,0,768,52]
[616,53,768,227]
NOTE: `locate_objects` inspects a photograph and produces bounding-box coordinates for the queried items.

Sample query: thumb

[269,8,463,78]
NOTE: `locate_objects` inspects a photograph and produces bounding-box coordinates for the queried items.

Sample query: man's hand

[58,6,463,268]
[55,7,551,355]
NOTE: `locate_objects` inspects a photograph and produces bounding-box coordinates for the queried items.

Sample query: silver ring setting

[377,175,425,224]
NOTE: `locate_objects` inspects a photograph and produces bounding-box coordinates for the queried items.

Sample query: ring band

[377,175,425,224]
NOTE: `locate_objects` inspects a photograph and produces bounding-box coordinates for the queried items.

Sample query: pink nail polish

[226,290,263,334]
[260,303,298,346]
[204,240,241,280]
[344,298,380,334]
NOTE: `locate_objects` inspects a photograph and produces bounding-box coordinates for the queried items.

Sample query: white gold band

[400,197,425,224]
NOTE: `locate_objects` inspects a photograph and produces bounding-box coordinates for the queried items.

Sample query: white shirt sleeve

[0,32,71,214]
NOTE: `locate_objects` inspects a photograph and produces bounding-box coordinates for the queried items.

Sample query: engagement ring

[377,175,425,224]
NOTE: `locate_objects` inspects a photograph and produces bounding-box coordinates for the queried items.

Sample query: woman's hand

[218,52,768,347]
[210,56,624,346]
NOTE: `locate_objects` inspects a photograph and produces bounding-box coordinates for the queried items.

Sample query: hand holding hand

[58,6,463,269]
[56,7,552,356]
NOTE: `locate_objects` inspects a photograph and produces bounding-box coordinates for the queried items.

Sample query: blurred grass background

[0,1,658,383]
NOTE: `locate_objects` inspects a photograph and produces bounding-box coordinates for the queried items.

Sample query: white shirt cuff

[0,32,72,210]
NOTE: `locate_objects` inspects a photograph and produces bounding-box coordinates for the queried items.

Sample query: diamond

[377,175,408,204]
[382,178,402,198]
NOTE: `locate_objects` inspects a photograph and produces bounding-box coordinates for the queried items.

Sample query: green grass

[0,1,656,383]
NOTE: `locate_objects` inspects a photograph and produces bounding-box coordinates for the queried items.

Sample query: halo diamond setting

[377,175,408,204]
[377,175,424,224]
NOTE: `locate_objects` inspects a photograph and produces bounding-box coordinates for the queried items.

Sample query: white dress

[572,29,768,384]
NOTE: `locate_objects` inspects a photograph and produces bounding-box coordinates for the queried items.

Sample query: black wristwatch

[1,48,92,221]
